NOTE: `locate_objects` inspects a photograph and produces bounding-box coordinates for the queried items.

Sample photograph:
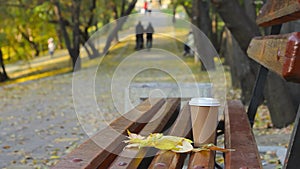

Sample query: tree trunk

[211,0,260,51]
[71,0,81,71]
[82,42,92,58]
[199,0,212,39]
[87,41,100,59]
[53,1,71,52]
[80,29,100,59]
[264,72,297,127]
[244,0,256,23]
[79,0,100,59]
[211,0,259,102]
[102,19,124,55]
[192,0,215,71]
[220,28,241,88]
[18,28,40,57]
[0,49,9,82]
[52,0,81,71]
[181,3,192,18]
[211,8,221,52]
[287,82,300,112]
[212,0,298,127]
[172,2,177,23]
[56,28,64,49]
[120,0,126,17]
[102,0,137,55]
[111,1,120,42]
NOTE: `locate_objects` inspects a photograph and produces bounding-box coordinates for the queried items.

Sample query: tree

[211,0,297,127]
[219,28,246,88]
[191,0,215,71]
[78,0,101,59]
[180,1,192,18]
[0,0,58,60]
[0,0,138,72]
[49,0,109,59]
[0,48,9,82]
[50,0,138,69]
[211,0,260,103]
[102,0,138,55]
[52,0,81,71]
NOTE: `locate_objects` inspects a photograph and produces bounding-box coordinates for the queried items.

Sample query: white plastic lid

[189,97,220,106]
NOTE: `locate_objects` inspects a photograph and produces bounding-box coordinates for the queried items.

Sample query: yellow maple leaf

[124,131,235,153]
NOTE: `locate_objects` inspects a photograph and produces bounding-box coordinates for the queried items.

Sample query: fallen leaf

[20,158,27,164]
[54,137,78,143]
[3,145,11,149]
[125,131,234,153]
[50,155,60,159]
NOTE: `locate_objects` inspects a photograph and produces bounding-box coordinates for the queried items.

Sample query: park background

[0,0,300,168]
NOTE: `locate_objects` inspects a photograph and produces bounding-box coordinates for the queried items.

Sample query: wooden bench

[53,98,261,169]
[246,0,300,168]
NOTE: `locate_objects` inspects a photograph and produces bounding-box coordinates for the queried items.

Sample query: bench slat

[107,98,180,169]
[188,151,215,169]
[256,0,300,27]
[284,105,300,168]
[224,100,262,169]
[52,98,165,169]
[247,32,300,82]
[148,104,192,169]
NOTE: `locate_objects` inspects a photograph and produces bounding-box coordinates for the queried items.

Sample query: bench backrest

[247,0,300,83]
[256,0,300,27]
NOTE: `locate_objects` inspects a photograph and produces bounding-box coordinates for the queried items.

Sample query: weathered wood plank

[247,32,300,82]
[256,0,300,27]
[107,98,181,169]
[52,98,165,169]
[284,105,300,168]
[188,151,215,169]
[224,100,261,169]
[148,104,192,169]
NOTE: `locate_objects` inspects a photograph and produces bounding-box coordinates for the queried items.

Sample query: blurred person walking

[147,1,152,15]
[183,31,194,56]
[143,1,148,14]
[48,38,55,58]
[145,22,154,50]
[135,21,144,50]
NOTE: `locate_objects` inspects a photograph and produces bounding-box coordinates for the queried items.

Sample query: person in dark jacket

[135,21,144,50]
[145,22,154,50]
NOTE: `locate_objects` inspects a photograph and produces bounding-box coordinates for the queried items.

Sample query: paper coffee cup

[189,98,220,147]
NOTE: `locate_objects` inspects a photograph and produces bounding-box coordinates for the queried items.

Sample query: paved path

[0,73,84,168]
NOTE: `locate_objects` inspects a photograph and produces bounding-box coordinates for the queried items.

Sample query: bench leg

[284,105,300,169]
[247,24,282,127]
[247,65,269,127]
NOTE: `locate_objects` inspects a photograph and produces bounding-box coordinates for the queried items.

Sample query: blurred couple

[135,21,154,51]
